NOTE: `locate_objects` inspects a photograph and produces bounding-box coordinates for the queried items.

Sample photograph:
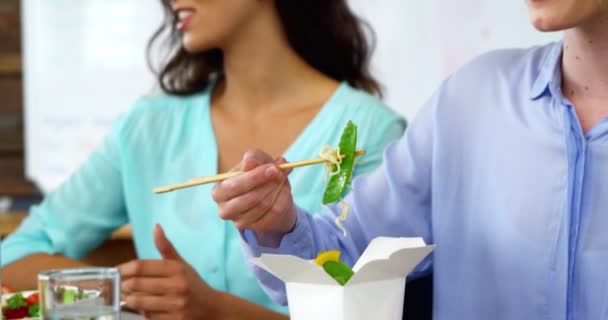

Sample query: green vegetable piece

[63,289,76,304]
[28,304,40,317]
[322,260,354,286]
[77,288,89,300]
[322,120,357,204]
[6,293,27,309]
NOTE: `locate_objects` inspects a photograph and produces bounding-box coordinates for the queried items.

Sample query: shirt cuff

[240,206,314,259]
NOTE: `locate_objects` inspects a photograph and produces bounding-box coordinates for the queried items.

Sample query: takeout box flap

[352,237,428,271]
[251,254,338,285]
[347,237,434,285]
[347,244,435,285]
[251,237,435,287]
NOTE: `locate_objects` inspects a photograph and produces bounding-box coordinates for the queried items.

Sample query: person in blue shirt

[212,1,608,319]
[0,0,405,319]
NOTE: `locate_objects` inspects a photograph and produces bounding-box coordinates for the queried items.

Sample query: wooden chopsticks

[153,150,366,194]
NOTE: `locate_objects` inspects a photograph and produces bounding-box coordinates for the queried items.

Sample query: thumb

[275,156,293,175]
[154,224,182,261]
[241,149,274,171]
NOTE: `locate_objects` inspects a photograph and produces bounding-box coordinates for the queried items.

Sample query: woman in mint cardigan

[0,0,405,318]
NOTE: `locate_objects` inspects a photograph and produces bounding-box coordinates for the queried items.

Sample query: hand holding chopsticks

[153,150,365,194]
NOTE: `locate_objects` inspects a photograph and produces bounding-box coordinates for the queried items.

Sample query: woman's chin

[182,43,204,53]
[182,36,214,54]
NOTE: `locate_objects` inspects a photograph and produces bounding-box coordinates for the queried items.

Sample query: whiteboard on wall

[348,0,561,119]
[22,0,562,193]
[22,0,162,193]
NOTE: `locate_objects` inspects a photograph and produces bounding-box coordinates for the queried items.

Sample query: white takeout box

[251,237,435,320]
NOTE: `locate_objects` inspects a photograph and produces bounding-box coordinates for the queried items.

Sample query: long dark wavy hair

[148,0,381,97]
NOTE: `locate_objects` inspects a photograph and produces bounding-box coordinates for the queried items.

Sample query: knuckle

[174,298,187,311]
[244,148,259,158]
[174,263,187,275]
[174,280,189,295]
[218,207,230,220]
[210,187,220,201]
[224,179,237,191]
[122,279,134,292]
[256,165,273,180]
[132,260,144,275]
[128,295,144,309]
[127,278,141,291]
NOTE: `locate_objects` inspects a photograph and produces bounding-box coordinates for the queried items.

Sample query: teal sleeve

[1,118,130,266]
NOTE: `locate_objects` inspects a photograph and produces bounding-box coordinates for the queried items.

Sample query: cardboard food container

[251,237,435,320]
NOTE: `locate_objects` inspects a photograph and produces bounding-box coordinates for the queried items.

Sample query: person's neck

[214,10,331,116]
[561,12,608,102]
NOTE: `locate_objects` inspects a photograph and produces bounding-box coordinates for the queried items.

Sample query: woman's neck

[214,7,333,115]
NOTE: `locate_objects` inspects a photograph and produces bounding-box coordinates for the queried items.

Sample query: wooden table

[0,211,137,266]
[0,211,133,239]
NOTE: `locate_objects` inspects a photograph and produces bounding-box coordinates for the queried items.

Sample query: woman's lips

[175,9,194,31]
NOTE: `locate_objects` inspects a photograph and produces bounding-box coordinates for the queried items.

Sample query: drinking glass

[38,267,121,320]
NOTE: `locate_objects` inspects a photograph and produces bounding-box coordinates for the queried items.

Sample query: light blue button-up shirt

[243,42,608,319]
[1,82,405,314]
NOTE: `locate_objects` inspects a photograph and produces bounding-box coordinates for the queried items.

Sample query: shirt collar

[529,41,563,100]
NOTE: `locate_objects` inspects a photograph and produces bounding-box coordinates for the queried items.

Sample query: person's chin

[182,44,203,53]
[531,21,558,32]
[530,16,572,32]
[182,38,211,53]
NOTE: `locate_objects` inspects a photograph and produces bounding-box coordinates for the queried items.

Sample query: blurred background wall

[0,0,29,208]
[5,1,560,200]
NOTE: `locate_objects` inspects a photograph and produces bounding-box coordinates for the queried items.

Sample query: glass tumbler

[38,267,121,320]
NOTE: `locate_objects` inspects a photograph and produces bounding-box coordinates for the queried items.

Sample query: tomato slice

[25,292,39,306]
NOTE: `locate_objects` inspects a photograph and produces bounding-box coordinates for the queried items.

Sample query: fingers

[248,179,295,233]
[212,151,297,235]
[229,180,286,230]
[212,153,290,203]
[218,176,285,222]
[211,163,284,202]
[229,149,274,173]
[275,156,293,175]
[142,312,177,320]
[153,224,182,261]
[244,149,274,169]
[122,276,189,296]
[124,295,186,313]
[118,257,215,319]
[118,259,184,279]
[229,176,294,233]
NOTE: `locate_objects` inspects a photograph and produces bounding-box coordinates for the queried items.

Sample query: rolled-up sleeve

[1,119,129,266]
